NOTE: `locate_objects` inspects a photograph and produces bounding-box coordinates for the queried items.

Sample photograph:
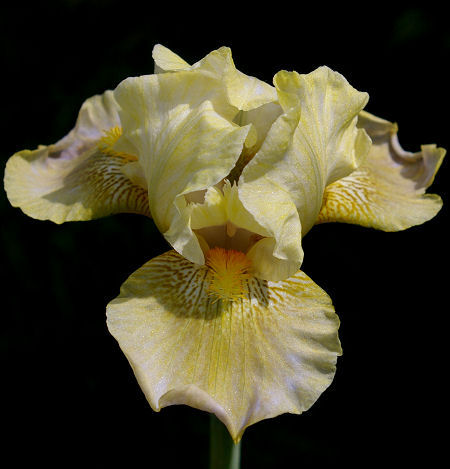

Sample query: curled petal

[4,91,150,222]
[153,44,278,112]
[114,71,252,264]
[317,110,446,230]
[239,67,370,278]
[189,182,291,280]
[107,250,341,442]
[189,181,269,239]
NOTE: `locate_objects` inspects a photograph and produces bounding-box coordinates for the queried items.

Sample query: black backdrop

[1,2,448,467]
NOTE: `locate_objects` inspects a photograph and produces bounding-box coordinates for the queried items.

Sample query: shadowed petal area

[317,110,446,230]
[107,250,341,442]
[4,91,150,223]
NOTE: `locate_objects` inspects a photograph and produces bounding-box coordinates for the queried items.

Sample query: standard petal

[239,67,371,277]
[114,71,251,264]
[316,110,446,230]
[4,91,150,223]
[152,44,190,73]
[192,47,277,111]
[107,250,341,442]
[239,110,304,280]
[152,44,278,112]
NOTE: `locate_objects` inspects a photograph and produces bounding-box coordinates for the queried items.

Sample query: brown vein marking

[65,152,150,216]
[317,171,377,225]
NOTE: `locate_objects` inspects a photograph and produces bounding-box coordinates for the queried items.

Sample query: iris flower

[4,45,445,443]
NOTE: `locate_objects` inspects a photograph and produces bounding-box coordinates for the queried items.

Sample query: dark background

[1,2,448,467]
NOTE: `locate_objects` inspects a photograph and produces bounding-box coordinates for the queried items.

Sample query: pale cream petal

[114,71,251,264]
[222,181,270,238]
[188,181,268,234]
[4,91,150,223]
[227,102,284,183]
[152,44,278,112]
[234,102,283,153]
[273,67,371,230]
[239,110,305,279]
[239,67,371,277]
[317,110,446,230]
[70,91,121,144]
[246,237,300,281]
[152,44,190,73]
[193,47,277,111]
[188,182,288,279]
[189,186,228,230]
[107,250,341,442]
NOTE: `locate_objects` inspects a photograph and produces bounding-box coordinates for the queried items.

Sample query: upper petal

[114,70,251,264]
[107,250,341,442]
[239,110,305,279]
[317,110,446,230]
[153,44,278,112]
[239,67,370,276]
[4,91,150,223]
[152,44,190,73]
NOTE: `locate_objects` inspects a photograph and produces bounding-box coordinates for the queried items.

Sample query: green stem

[209,415,241,469]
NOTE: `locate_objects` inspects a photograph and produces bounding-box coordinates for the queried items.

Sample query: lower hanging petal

[5,147,150,223]
[4,90,150,222]
[316,110,446,230]
[107,250,341,442]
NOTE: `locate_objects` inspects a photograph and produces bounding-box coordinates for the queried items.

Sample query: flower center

[98,126,138,162]
[205,247,252,303]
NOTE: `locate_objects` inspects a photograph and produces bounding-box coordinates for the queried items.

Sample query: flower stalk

[209,415,241,469]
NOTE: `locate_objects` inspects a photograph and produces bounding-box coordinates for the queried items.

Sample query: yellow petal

[107,250,341,442]
[193,46,277,111]
[4,91,150,223]
[238,110,305,279]
[239,67,371,277]
[189,181,269,238]
[246,237,300,281]
[317,110,446,230]
[189,185,229,230]
[189,181,288,279]
[152,44,190,73]
[152,44,278,112]
[114,70,251,264]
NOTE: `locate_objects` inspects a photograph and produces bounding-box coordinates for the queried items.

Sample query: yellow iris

[3,44,445,442]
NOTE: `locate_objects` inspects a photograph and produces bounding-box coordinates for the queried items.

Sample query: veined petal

[239,67,370,276]
[107,250,341,442]
[317,110,446,230]
[4,91,150,223]
[114,71,251,264]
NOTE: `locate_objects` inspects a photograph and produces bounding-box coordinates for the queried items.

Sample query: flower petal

[152,44,190,73]
[4,91,150,223]
[153,44,278,111]
[107,250,341,442]
[239,67,370,278]
[316,110,446,230]
[114,71,251,264]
